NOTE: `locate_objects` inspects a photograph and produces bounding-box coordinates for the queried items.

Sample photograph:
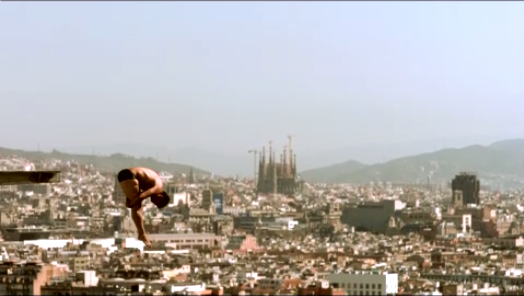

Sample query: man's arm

[138,180,163,199]
[128,179,163,208]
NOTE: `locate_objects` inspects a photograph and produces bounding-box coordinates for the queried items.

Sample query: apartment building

[327,272,398,295]
[149,233,221,250]
[0,261,68,295]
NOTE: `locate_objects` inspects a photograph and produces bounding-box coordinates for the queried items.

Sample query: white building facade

[327,272,398,295]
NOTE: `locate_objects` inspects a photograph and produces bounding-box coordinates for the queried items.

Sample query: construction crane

[247,150,258,188]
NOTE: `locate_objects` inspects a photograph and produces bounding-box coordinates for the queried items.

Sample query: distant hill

[489,139,524,155]
[300,160,368,183]
[0,146,209,175]
[58,135,505,177]
[58,144,252,177]
[300,140,524,186]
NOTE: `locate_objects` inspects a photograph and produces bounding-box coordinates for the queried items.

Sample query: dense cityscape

[1,140,524,296]
[2,0,522,295]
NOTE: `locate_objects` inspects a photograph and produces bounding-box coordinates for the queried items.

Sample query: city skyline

[0,2,523,294]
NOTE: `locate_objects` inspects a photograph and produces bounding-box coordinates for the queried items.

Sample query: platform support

[0,171,61,185]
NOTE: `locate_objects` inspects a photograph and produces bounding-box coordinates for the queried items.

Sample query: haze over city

[1,3,523,176]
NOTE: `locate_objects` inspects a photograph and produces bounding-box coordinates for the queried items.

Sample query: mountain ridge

[300,160,369,183]
[56,135,509,177]
[0,146,209,175]
[4,138,524,186]
[299,140,524,186]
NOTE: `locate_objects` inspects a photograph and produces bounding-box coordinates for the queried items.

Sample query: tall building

[45,197,56,224]
[0,261,68,295]
[188,167,195,183]
[451,172,480,205]
[201,189,216,214]
[257,140,297,195]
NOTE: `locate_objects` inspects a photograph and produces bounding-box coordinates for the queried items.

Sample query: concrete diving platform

[0,171,61,185]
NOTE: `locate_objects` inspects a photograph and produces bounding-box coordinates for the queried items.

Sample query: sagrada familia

[256,136,298,195]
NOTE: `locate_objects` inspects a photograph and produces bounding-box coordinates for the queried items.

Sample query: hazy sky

[1,3,523,155]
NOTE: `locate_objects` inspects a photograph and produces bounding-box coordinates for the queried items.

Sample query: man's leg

[119,178,152,248]
[131,203,151,247]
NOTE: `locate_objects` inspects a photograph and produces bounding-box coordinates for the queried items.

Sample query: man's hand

[128,193,147,208]
[137,181,163,201]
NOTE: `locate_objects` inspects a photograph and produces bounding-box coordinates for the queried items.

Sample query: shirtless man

[117,167,170,247]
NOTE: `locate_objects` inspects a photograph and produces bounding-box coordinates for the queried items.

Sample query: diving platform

[0,171,61,185]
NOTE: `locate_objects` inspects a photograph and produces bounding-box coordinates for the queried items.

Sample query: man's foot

[138,235,152,248]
